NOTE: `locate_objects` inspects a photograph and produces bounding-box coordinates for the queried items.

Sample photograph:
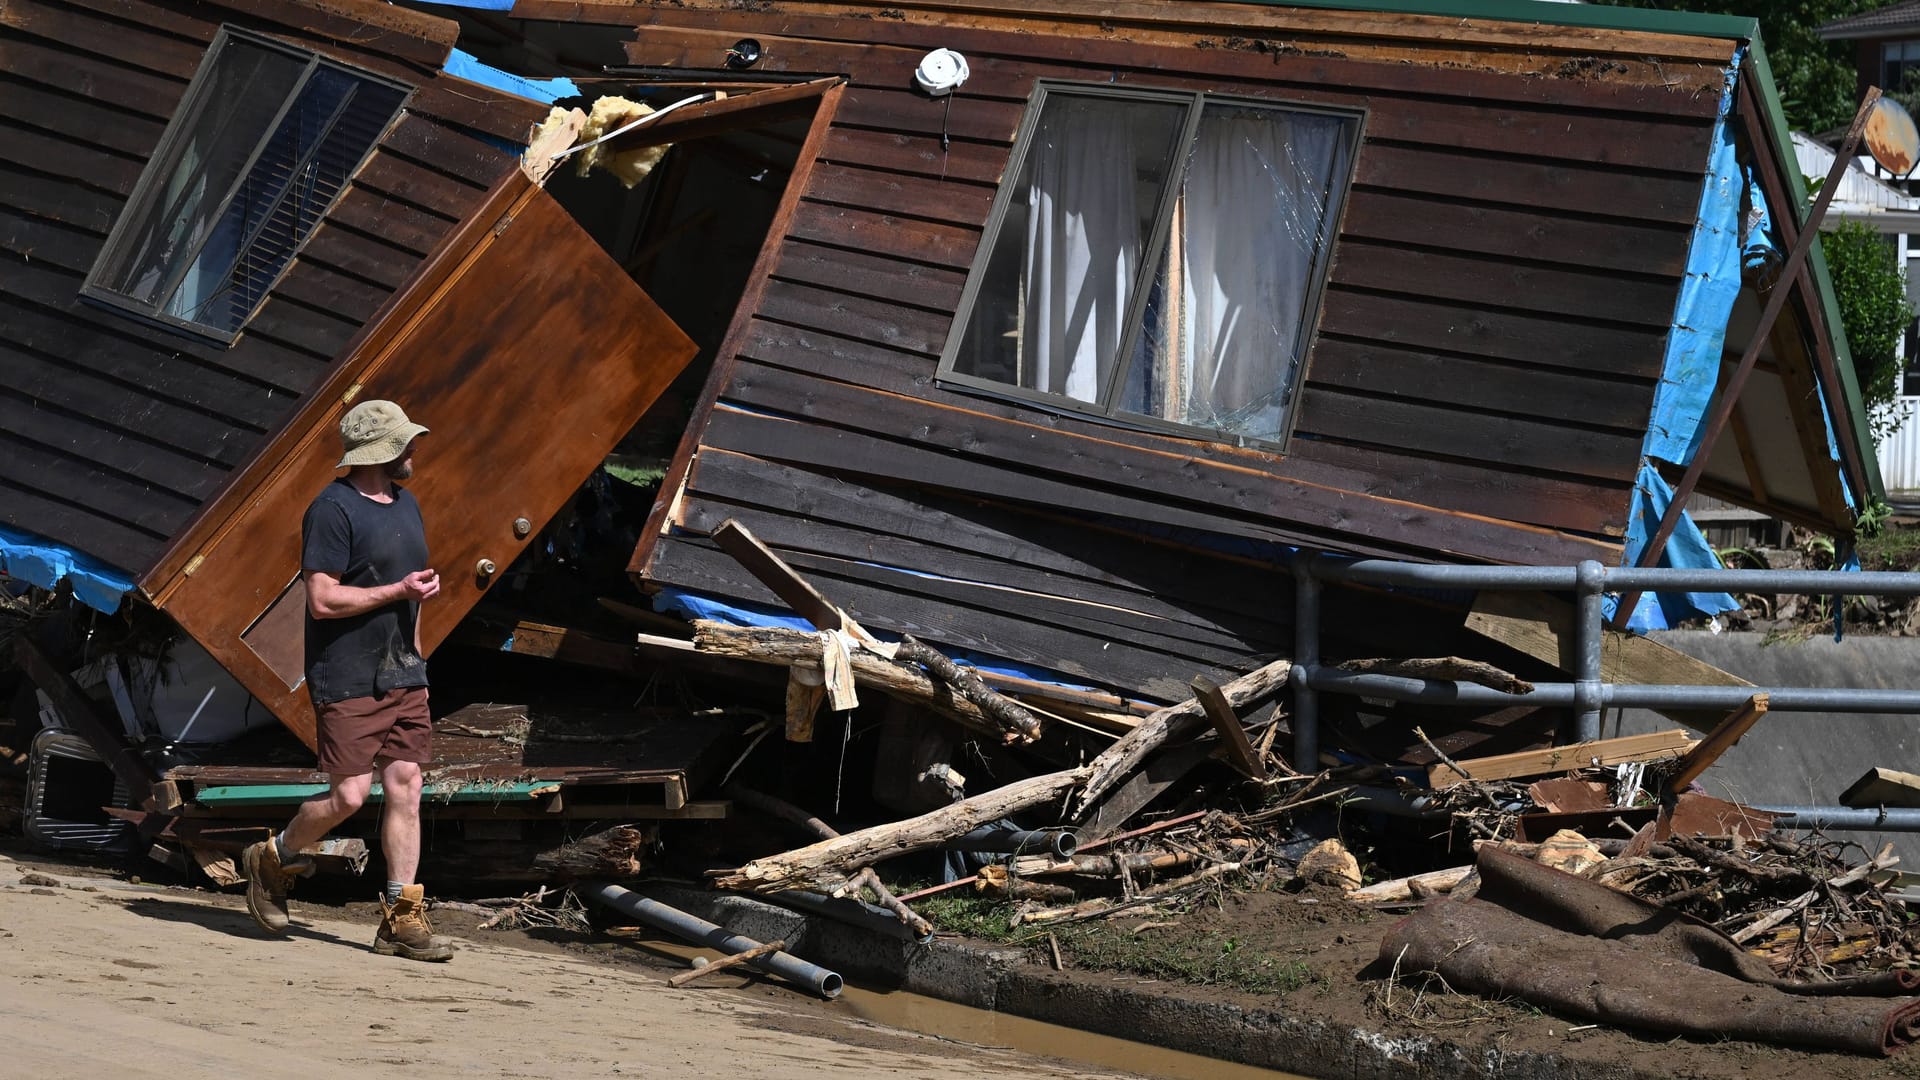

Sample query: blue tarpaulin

[1622,51,1746,630]
[444,48,578,106]
[0,524,133,614]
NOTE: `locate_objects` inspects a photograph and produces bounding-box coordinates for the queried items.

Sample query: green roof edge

[1223,0,1758,38]
[1744,38,1886,504]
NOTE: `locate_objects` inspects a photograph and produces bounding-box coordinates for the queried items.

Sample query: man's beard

[384,458,414,481]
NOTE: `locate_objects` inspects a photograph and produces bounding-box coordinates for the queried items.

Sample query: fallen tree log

[895,635,1041,743]
[693,622,1015,742]
[1074,658,1292,818]
[724,783,933,938]
[711,766,1091,894]
[533,826,648,880]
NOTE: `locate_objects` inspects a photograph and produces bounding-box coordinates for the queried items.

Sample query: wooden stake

[668,939,788,987]
[1191,675,1267,781]
[1666,693,1768,794]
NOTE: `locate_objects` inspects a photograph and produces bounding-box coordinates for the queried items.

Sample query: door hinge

[341,382,364,406]
[183,554,205,577]
[493,213,515,237]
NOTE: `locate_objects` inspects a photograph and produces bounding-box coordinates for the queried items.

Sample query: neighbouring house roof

[1820,0,1920,40]
[1793,131,1920,228]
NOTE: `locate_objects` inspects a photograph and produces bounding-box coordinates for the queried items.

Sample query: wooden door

[147,172,697,750]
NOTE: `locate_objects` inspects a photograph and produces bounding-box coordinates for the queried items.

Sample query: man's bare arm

[306,568,440,620]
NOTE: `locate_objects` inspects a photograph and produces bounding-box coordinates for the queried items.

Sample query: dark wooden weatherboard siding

[0,0,543,580]
[577,0,1730,699]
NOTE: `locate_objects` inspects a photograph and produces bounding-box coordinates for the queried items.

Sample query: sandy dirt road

[0,853,1128,1080]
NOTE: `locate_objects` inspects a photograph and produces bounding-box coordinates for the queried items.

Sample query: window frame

[934,79,1363,452]
[81,25,412,345]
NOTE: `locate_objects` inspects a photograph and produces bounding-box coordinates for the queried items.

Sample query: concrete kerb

[630,883,1663,1080]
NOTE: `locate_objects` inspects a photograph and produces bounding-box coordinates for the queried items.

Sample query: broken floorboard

[164,702,738,816]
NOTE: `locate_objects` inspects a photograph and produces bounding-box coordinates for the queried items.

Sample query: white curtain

[1166,108,1351,440]
[1017,99,1148,404]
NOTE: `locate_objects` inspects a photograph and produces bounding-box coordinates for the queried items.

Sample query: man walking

[241,399,453,962]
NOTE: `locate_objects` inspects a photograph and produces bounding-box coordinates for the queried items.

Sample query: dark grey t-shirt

[301,478,430,705]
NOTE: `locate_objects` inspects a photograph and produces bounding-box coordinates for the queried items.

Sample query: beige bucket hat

[336,400,429,469]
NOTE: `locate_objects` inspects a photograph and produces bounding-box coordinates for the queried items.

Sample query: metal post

[1292,552,1321,774]
[1573,559,1606,742]
[941,826,1078,858]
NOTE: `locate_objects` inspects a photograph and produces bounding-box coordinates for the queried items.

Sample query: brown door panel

[157,176,697,750]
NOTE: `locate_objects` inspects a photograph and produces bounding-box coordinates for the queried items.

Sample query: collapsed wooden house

[0,0,1887,840]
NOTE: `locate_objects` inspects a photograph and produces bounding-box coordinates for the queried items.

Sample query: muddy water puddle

[621,935,1304,1079]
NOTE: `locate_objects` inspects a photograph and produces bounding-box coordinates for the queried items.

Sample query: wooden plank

[1463,589,1753,732]
[710,518,847,632]
[786,200,979,270]
[0,120,145,197]
[0,293,287,430]
[1,0,205,78]
[0,432,197,535]
[770,239,966,312]
[1667,693,1769,793]
[721,363,1624,566]
[0,160,122,235]
[377,112,520,190]
[755,277,951,356]
[835,86,1025,144]
[1839,767,1920,809]
[1431,728,1697,788]
[0,77,165,158]
[268,257,393,327]
[1328,240,1680,329]
[0,475,158,572]
[295,222,423,292]
[1192,675,1266,781]
[0,383,233,496]
[686,448,1294,626]
[652,538,1235,700]
[240,295,362,365]
[1317,290,1670,379]
[805,161,996,228]
[1079,740,1217,840]
[349,152,492,221]
[1293,387,1644,484]
[188,0,457,70]
[730,316,1632,538]
[1352,143,1704,226]
[1304,338,1655,432]
[1341,189,1691,277]
[326,184,456,257]
[0,37,185,121]
[678,495,1285,642]
[820,127,1007,185]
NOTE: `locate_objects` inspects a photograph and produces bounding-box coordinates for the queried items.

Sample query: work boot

[240,840,312,935]
[375,884,455,962]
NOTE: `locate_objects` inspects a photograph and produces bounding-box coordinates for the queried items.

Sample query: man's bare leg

[376,758,423,885]
[283,772,375,854]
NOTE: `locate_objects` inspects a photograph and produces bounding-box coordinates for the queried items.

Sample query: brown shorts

[315,687,432,776]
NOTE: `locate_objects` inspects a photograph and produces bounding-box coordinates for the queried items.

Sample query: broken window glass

[84,28,408,342]
[941,84,1359,450]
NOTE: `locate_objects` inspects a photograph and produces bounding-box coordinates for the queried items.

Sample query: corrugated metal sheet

[1882,400,1920,493]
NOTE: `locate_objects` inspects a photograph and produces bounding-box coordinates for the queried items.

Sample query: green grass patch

[1051,921,1318,996]
[1860,524,1920,572]
[604,461,667,488]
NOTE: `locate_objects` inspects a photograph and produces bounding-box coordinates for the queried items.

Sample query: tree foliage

[1587,0,1879,132]
[1822,220,1914,442]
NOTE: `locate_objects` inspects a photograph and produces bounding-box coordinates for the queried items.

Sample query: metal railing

[1289,553,1920,829]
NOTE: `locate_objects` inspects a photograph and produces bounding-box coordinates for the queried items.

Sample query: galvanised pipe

[1293,555,1322,775]
[577,881,844,998]
[1754,806,1920,831]
[1305,668,1920,714]
[1573,559,1606,743]
[1311,560,1920,596]
[773,888,936,945]
[942,826,1078,858]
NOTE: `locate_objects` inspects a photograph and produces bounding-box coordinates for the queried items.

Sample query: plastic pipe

[577,881,843,998]
[942,826,1077,858]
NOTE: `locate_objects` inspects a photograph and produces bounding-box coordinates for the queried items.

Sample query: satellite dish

[1865,95,1920,177]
